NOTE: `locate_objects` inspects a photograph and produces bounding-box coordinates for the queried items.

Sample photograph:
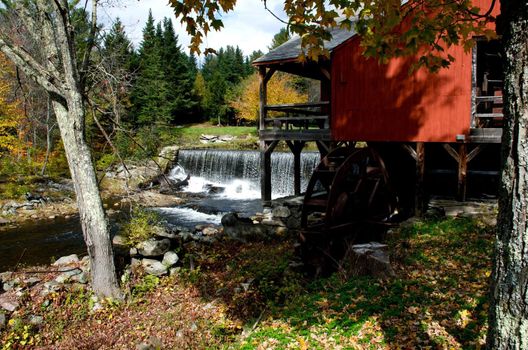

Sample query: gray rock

[202,226,218,236]
[23,277,41,287]
[152,226,178,239]
[137,239,170,257]
[0,296,19,312]
[70,271,89,284]
[286,216,301,229]
[157,145,180,173]
[272,206,291,218]
[55,269,82,284]
[178,230,193,242]
[349,242,395,279]
[261,219,286,227]
[2,277,20,292]
[0,217,10,225]
[221,213,269,242]
[52,254,79,266]
[131,258,142,268]
[169,267,181,276]
[162,251,179,267]
[40,281,61,297]
[141,259,168,276]
[129,247,139,257]
[28,315,44,326]
[112,235,128,247]
[0,312,5,330]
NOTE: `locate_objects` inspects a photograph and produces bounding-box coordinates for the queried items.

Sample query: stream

[0,150,319,272]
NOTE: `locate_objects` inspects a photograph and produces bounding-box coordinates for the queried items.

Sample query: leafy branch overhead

[169,0,497,70]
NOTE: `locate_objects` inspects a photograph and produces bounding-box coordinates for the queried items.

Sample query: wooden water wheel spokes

[301,147,396,231]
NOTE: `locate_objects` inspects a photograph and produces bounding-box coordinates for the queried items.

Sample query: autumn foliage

[230,72,306,123]
[0,53,23,154]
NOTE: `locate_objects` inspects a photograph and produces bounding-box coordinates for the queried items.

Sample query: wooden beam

[402,144,418,161]
[258,66,268,133]
[467,144,485,163]
[415,142,425,217]
[457,143,468,201]
[320,67,331,80]
[260,140,279,205]
[443,144,459,162]
[286,141,305,195]
[263,68,276,84]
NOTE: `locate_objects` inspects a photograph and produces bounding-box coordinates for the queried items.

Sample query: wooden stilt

[260,140,278,205]
[457,144,468,201]
[443,143,485,202]
[415,142,425,216]
[402,143,426,216]
[287,141,305,195]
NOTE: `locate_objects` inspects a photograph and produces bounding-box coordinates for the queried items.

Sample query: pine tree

[131,10,170,126]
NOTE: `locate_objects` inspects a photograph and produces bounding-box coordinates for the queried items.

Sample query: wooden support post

[260,140,278,205]
[258,66,267,132]
[415,142,425,216]
[457,143,468,201]
[287,141,305,196]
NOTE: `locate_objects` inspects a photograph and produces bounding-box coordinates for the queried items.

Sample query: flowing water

[0,150,320,271]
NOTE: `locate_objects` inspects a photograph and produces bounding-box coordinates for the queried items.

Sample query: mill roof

[253,25,357,65]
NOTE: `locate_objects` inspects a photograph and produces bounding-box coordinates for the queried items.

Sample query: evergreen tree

[268,27,291,50]
[101,18,136,128]
[130,10,170,126]
[161,18,195,122]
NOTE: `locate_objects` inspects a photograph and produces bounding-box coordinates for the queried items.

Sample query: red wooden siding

[330,0,499,143]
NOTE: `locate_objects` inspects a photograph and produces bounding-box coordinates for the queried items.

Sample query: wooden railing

[259,101,331,141]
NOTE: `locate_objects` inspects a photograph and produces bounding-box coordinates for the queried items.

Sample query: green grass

[158,124,259,150]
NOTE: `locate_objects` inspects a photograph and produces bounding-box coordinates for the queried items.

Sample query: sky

[96,0,287,56]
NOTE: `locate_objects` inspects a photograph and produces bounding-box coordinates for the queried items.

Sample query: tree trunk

[487,1,528,348]
[52,98,121,299]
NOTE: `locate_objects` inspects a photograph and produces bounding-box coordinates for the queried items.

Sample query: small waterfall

[171,149,320,199]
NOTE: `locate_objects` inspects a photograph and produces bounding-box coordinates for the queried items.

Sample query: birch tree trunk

[487,0,528,347]
[0,0,120,298]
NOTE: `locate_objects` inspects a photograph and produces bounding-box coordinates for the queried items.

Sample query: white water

[171,149,319,199]
[158,149,320,228]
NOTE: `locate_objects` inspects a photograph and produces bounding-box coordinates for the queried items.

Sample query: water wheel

[299,147,398,275]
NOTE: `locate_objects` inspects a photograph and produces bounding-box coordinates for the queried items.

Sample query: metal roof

[253,25,357,65]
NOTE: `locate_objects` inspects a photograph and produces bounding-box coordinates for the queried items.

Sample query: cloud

[97,0,286,56]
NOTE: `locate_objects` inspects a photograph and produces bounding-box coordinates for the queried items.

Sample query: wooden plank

[264,116,328,122]
[475,113,504,118]
[263,68,276,84]
[476,96,503,103]
[264,108,327,116]
[260,130,331,141]
[265,101,330,109]
[468,128,503,143]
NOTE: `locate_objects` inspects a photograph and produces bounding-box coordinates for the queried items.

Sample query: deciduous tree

[0,0,121,298]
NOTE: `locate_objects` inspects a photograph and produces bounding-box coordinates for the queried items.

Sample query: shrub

[120,208,162,246]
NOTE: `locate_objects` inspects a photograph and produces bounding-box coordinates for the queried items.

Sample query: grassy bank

[1,216,494,349]
[158,124,259,150]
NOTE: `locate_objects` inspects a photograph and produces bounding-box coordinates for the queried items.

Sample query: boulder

[0,295,19,312]
[152,226,178,240]
[141,259,168,276]
[112,235,128,247]
[348,242,395,279]
[221,213,269,242]
[40,281,61,297]
[52,254,79,266]
[157,146,180,174]
[272,206,291,218]
[202,227,219,236]
[162,251,179,267]
[55,268,82,284]
[137,239,171,257]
